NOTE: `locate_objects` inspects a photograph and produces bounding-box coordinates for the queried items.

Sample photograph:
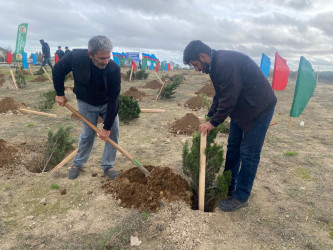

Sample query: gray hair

[88,35,113,54]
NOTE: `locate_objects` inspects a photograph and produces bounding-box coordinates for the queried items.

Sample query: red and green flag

[290,56,317,117]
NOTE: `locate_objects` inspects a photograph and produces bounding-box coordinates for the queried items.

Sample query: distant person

[56,46,65,59]
[183,40,277,212]
[53,35,121,180]
[39,39,53,70]
[65,46,70,54]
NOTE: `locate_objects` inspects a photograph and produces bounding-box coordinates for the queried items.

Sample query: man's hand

[98,129,110,141]
[199,122,215,136]
[56,95,67,106]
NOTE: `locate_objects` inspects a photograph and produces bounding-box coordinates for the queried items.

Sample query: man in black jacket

[39,39,53,70]
[53,35,121,180]
[183,40,277,212]
[55,46,65,59]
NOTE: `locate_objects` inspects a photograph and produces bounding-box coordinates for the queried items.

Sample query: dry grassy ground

[0,65,332,249]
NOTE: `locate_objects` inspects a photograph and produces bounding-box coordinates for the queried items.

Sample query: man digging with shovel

[53,35,121,180]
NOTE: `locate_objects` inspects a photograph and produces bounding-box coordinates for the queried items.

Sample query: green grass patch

[296,168,311,180]
[285,151,297,156]
[27,123,34,127]
[329,230,333,239]
[50,184,60,189]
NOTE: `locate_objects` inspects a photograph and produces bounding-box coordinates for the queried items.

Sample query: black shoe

[218,197,248,212]
[104,169,119,180]
[68,166,80,179]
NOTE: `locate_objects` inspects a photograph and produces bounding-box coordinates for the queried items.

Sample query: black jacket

[41,42,51,57]
[52,49,121,130]
[208,49,277,132]
[56,49,65,59]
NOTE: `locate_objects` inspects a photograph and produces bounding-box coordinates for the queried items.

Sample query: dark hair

[183,40,212,65]
[65,46,68,49]
[40,39,44,42]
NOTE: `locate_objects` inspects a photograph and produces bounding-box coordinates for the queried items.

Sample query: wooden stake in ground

[154,71,167,100]
[140,109,165,113]
[198,132,207,212]
[129,64,134,81]
[9,69,18,89]
[50,148,78,172]
[28,64,33,76]
[269,121,278,126]
[42,67,52,82]
[19,108,57,118]
[65,103,150,177]
[182,70,196,84]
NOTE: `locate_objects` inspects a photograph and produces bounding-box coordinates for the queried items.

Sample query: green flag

[290,56,317,117]
[14,23,28,61]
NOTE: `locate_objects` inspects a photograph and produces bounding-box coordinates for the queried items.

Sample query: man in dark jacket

[53,35,121,180]
[183,40,277,212]
[56,46,65,59]
[65,46,70,54]
[39,39,53,70]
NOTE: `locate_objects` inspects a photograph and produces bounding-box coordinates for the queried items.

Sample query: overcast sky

[0,0,332,70]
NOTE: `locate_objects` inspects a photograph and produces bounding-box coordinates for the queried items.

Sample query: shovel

[65,103,150,177]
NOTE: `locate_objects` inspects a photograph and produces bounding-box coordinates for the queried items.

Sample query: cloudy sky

[0,0,332,70]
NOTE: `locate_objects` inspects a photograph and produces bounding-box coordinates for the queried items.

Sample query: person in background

[39,39,53,70]
[56,46,65,59]
[183,40,277,212]
[65,46,70,54]
[52,35,121,180]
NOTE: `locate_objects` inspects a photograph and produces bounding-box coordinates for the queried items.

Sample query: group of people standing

[39,39,70,70]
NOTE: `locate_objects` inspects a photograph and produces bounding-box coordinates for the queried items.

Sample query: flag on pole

[272,52,290,90]
[6,52,12,64]
[167,63,171,71]
[131,60,136,70]
[22,51,28,69]
[260,53,271,78]
[55,53,59,63]
[14,23,28,61]
[290,56,317,117]
[32,53,37,65]
[156,62,159,72]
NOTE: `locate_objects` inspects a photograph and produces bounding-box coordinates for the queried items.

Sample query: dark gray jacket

[208,49,277,132]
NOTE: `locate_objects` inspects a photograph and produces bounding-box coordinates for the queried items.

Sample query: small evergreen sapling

[119,95,141,123]
[38,89,56,111]
[15,66,26,88]
[182,126,231,211]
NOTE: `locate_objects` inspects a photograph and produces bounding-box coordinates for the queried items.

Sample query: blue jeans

[224,107,274,202]
[73,99,119,171]
[41,57,53,69]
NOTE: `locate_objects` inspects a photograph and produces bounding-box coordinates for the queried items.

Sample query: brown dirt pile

[101,166,192,212]
[184,95,205,110]
[121,73,127,80]
[170,113,200,135]
[31,75,49,82]
[0,97,22,113]
[143,79,162,89]
[0,139,19,168]
[195,81,215,97]
[123,87,147,100]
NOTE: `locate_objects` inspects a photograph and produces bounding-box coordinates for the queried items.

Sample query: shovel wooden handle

[65,103,150,176]
[198,133,207,212]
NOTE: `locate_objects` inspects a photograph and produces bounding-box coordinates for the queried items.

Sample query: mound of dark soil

[121,73,127,80]
[0,97,23,113]
[0,139,19,168]
[195,81,215,97]
[101,166,192,212]
[123,87,147,100]
[143,79,162,89]
[170,113,200,135]
[184,95,205,110]
[31,75,49,82]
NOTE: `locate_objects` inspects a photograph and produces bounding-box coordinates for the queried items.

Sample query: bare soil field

[0,65,332,249]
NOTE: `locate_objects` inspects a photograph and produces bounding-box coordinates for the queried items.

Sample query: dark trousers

[225,107,275,202]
